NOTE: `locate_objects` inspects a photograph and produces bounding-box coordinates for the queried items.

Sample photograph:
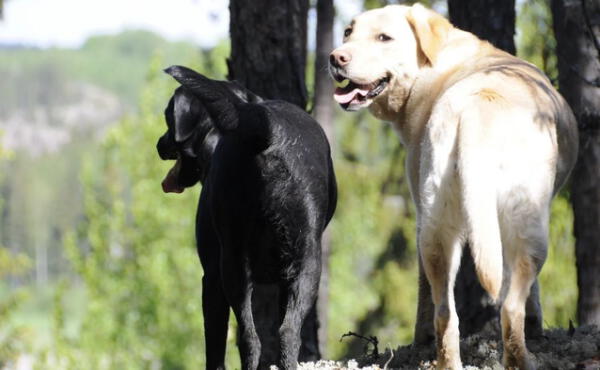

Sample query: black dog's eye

[377,33,393,42]
[344,28,352,38]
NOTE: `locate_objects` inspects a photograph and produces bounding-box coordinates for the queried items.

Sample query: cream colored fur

[331,4,578,370]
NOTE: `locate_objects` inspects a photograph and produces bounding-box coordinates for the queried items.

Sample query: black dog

[156,66,337,370]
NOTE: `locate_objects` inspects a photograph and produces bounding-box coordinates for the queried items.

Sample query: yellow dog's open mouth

[333,77,389,109]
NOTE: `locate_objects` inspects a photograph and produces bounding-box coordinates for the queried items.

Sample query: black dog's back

[209,100,336,282]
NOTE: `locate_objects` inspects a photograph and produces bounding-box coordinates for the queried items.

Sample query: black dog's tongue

[161,159,185,194]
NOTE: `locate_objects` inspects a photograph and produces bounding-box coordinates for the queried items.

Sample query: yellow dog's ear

[406,3,452,66]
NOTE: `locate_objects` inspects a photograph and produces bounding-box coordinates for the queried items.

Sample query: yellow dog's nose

[329,49,352,67]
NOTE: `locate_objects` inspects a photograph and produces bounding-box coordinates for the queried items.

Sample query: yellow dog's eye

[378,33,393,42]
[344,28,352,38]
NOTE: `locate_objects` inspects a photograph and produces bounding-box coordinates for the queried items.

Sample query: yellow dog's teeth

[335,79,350,88]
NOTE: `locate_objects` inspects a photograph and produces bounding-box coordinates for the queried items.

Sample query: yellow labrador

[330,4,578,370]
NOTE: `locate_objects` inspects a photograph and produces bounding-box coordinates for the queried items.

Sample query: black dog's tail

[165,65,270,149]
[165,65,241,132]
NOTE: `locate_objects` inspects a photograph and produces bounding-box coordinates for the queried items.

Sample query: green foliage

[0,32,222,291]
[0,132,29,366]
[0,131,8,160]
[0,130,10,218]
[0,248,30,277]
[0,138,33,366]
[0,143,88,282]
[516,0,558,82]
[539,194,577,327]
[0,286,32,369]
[0,30,203,110]
[327,112,419,357]
[0,35,231,368]
[77,30,203,103]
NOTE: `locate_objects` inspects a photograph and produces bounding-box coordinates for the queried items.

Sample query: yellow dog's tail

[457,107,504,301]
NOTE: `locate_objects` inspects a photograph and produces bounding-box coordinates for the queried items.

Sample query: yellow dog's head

[329,4,452,115]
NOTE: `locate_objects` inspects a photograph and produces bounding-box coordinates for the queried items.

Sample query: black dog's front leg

[197,193,230,370]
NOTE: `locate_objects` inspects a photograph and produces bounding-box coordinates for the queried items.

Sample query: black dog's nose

[156,134,178,160]
[329,50,352,67]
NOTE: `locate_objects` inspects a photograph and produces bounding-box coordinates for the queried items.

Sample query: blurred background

[0,0,589,368]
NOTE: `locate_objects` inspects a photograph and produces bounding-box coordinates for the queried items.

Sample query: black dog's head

[157,65,263,194]
[157,86,218,193]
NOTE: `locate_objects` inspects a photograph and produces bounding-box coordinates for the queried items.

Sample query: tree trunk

[447,0,516,337]
[228,0,320,365]
[448,0,516,55]
[229,0,308,109]
[313,0,335,356]
[552,0,600,326]
[313,0,335,143]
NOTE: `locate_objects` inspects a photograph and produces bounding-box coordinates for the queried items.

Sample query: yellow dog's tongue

[334,86,369,104]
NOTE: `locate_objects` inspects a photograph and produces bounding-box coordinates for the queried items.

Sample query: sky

[0,0,230,48]
[0,0,363,49]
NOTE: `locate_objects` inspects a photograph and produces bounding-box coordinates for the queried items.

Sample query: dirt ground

[297,325,600,370]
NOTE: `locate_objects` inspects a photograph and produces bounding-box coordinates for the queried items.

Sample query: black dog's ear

[172,88,202,143]
[165,65,243,132]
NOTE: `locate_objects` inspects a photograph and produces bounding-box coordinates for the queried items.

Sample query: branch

[383,348,395,370]
[339,331,380,357]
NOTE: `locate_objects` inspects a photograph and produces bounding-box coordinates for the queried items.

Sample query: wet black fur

[156,66,337,370]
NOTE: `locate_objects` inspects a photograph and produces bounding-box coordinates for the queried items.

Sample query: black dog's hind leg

[278,238,321,370]
[202,266,230,370]
[221,246,260,370]
[197,202,230,370]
